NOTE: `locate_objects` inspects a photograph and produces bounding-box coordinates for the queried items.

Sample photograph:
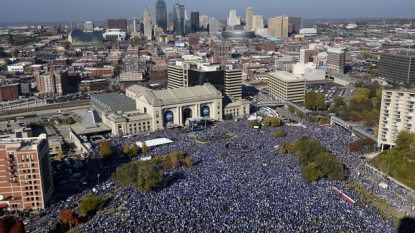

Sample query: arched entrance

[201,106,210,118]
[164,111,174,124]
[183,108,192,124]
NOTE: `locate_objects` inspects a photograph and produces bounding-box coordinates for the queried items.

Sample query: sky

[0,0,414,22]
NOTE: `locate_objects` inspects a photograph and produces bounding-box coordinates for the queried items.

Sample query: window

[21,155,24,161]
[35,191,38,195]
[24,175,27,179]
[31,154,34,160]
[34,181,37,184]
[26,154,29,160]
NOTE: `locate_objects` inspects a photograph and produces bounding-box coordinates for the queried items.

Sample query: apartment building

[0,134,53,210]
[326,48,346,74]
[267,71,306,103]
[378,89,415,150]
[0,83,20,101]
[78,79,109,93]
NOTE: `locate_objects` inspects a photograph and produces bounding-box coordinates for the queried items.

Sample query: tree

[361,51,374,59]
[185,156,194,167]
[0,216,25,233]
[301,162,324,183]
[64,42,70,51]
[141,141,149,153]
[297,111,305,118]
[304,91,317,110]
[130,143,139,158]
[57,150,64,161]
[353,88,371,104]
[59,209,80,226]
[319,117,330,125]
[396,130,414,151]
[262,117,271,126]
[171,157,180,168]
[79,194,106,216]
[100,141,112,160]
[251,120,260,128]
[271,116,280,127]
[315,93,326,111]
[29,121,40,128]
[123,141,131,156]
[135,163,164,193]
[334,96,344,107]
[111,162,139,186]
[314,152,344,181]
[279,147,287,154]
[272,130,285,138]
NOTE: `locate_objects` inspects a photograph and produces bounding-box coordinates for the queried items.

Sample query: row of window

[129,121,150,127]
[26,191,39,195]
[21,154,35,162]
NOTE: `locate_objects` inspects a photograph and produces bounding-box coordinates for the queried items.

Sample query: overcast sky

[0,0,414,22]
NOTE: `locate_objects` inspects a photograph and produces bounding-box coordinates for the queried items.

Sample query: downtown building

[268,15,289,38]
[0,134,53,210]
[379,49,415,85]
[378,89,415,150]
[326,47,346,74]
[155,0,167,30]
[267,71,306,104]
[107,18,128,32]
[173,3,185,36]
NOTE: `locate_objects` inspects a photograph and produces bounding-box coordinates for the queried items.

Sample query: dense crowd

[28,109,413,232]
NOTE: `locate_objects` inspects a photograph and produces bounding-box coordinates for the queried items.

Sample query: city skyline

[0,0,414,22]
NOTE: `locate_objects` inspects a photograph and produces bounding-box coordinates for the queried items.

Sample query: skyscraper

[326,48,346,74]
[288,16,302,34]
[200,14,209,29]
[251,15,264,33]
[143,6,152,39]
[267,15,289,38]
[107,18,128,32]
[227,9,238,26]
[131,17,138,32]
[191,11,199,33]
[379,50,415,84]
[245,7,254,31]
[155,0,167,30]
[173,3,185,36]
[152,11,157,27]
[209,18,220,34]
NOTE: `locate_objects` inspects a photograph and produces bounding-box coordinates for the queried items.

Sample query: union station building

[90,83,249,136]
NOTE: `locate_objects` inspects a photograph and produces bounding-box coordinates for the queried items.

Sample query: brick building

[0,83,20,101]
[0,135,53,210]
[78,79,109,93]
[88,67,115,78]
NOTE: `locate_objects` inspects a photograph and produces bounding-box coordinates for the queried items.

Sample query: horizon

[0,0,414,22]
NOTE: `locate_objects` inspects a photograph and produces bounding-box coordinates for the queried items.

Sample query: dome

[221,30,255,39]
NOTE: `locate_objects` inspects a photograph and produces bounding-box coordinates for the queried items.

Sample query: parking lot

[306,82,346,103]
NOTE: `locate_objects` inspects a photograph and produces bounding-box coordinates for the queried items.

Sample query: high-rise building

[300,49,319,63]
[378,89,415,150]
[379,49,415,84]
[227,9,238,26]
[251,15,264,32]
[167,61,242,100]
[156,0,167,30]
[36,67,70,95]
[107,18,128,32]
[0,134,54,210]
[267,71,306,103]
[215,44,231,59]
[245,7,254,31]
[152,11,157,27]
[84,19,94,32]
[288,16,302,34]
[326,48,346,74]
[267,15,289,38]
[131,17,138,32]
[209,18,220,34]
[143,6,152,39]
[200,15,209,29]
[168,12,174,31]
[173,3,185,36]
[191,11,199,33]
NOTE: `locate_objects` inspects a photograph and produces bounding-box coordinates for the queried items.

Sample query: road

[0,100,90,117]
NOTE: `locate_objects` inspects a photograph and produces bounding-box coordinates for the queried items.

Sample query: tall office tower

[268,71,306,104]
[168,12,174,31]
[267,15,289,38]
[156,0,167,30]
[326,47,346,74]
[288,16,302,34]
[143,6,152,39]
[168,61,242,100]
[107,18,128,32]
[84,18,94,32]
[245,7,254,31]
[173,3,185,36]
[251,15,264,32]
[0,134,54,210]
[379,50,415,84]
[184,10,189,20]
[191,11,199,33]
[215,44,231,59]
[184,19,191,35]
[378,89,415,150]
[200,15,209,29]
[209,18,220,34]
[131,17,138,32]
[152,11,157,26]
[299,49,319,63]
[227,9,238,26]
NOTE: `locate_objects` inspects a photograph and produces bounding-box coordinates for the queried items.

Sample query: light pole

[97,174,100,186]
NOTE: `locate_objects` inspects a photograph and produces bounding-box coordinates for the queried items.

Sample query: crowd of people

[27,109,413,232]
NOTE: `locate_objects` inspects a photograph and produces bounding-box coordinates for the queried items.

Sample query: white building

[252,15,264,34]
[200,15,209,29]
[227,9,238,26]
[143,6,152,39]
[245,7,254,31]
[103,29,127,41]
[304,68,326,81]
[300,28,317,35]
[293,62,317,75]
[7,62,32,72]
[209,18,220,34]
[378,89,415,150]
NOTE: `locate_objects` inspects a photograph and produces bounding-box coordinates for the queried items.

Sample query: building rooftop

[81,109,102,126]
[91,93,136,113]
[269,71,306,82]
[70,122,111,136]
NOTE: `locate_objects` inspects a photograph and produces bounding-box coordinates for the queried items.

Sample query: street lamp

[97,174,100,186]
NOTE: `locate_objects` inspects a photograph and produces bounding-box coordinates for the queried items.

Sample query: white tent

[136,138,173,148]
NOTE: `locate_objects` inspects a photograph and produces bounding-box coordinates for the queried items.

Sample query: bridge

[250,100,286,107]
[331,116,378,146]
